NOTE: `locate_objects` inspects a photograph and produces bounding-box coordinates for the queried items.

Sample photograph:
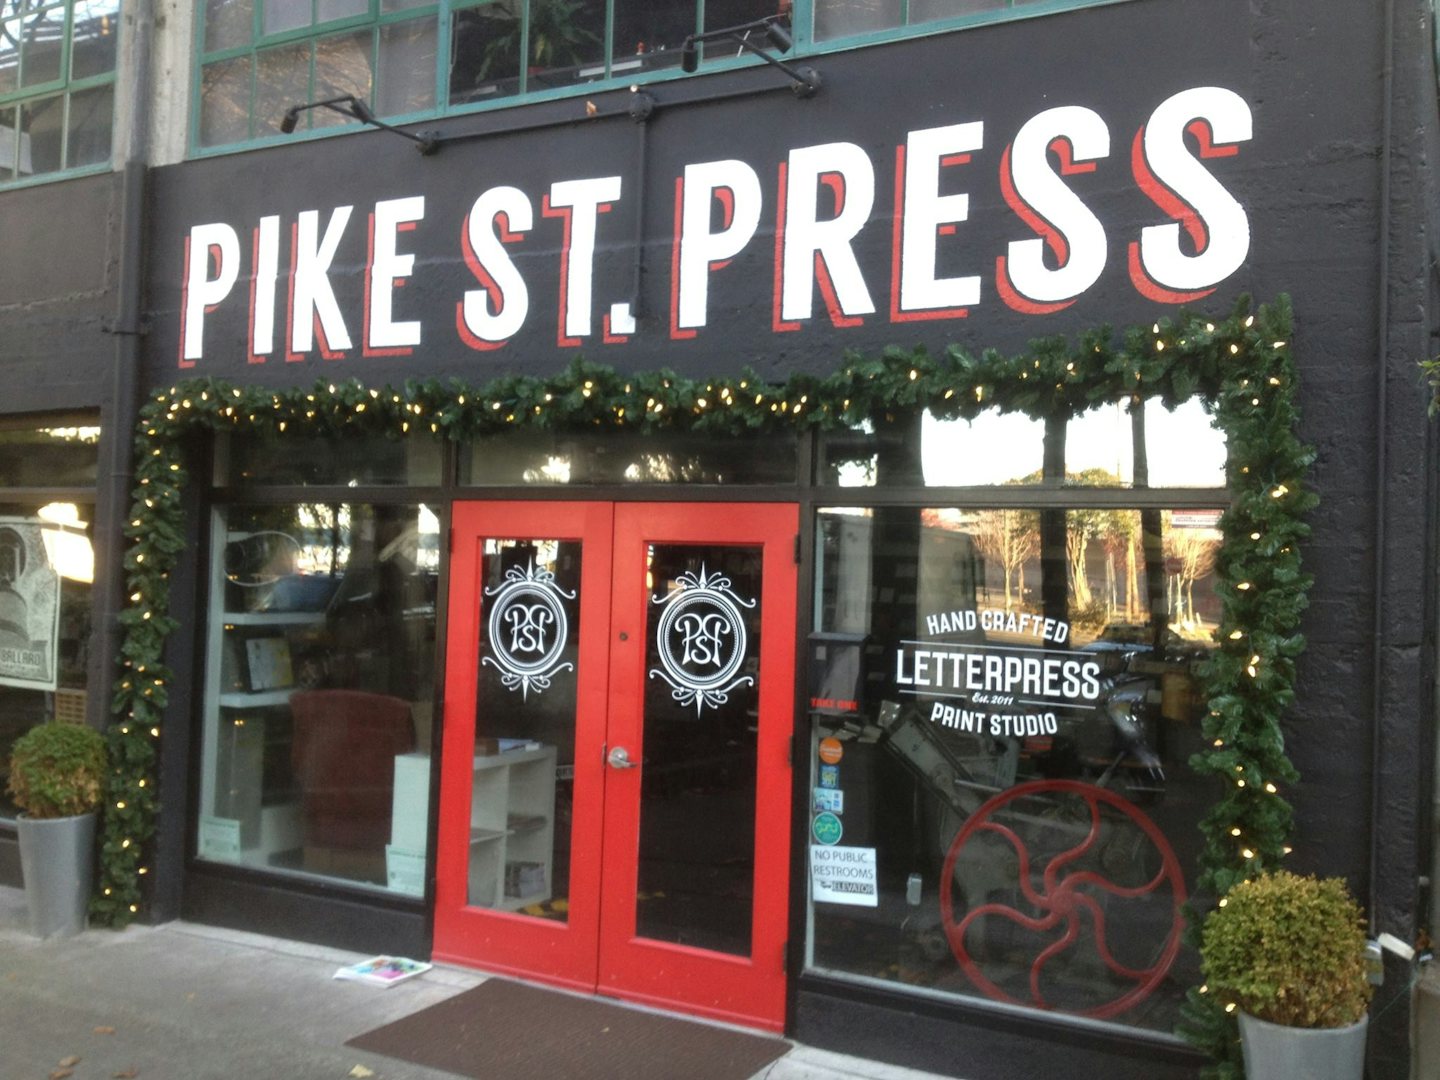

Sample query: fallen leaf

[59,1057,81,1067]
[113,1069,140,1079]
[48,1070,73,1080]
[347,1067,375,1078]
[94,1026,116,1035]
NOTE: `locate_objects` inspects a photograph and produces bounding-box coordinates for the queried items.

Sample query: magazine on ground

[333,955,432,988]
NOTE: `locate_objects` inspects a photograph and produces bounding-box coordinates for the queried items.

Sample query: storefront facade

[1,0,1438,1076]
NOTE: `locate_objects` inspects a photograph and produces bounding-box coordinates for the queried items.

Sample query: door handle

[607,746,638,770]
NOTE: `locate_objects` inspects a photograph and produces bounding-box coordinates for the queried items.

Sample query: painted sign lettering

[175,86,1252,367]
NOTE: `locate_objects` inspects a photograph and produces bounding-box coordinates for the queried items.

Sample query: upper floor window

[197,0,786,148]
[195,0,1117,150]
[813,0,1081,42]
[0,0,118,185]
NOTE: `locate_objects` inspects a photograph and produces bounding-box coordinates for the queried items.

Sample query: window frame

[0,0,119,189]
[798,393,1230,1042]
[189,0,1131,156]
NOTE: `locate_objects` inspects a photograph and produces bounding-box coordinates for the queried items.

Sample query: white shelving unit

[468,744,557,911]
[386,752,431,896]
[197,520,327,868]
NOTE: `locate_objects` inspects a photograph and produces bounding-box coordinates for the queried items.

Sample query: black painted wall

[0,0,1426,1077]
[0,171,119,407]
[0,169,124,888]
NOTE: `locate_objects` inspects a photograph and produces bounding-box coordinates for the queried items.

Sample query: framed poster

[0,518,61,692]
[244,637,294,691]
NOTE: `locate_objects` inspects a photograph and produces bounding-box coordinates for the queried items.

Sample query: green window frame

[192,0,1125,154]
[0,0,119,187]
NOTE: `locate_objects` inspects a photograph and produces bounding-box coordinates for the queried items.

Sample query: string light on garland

[99,297,1312,1077]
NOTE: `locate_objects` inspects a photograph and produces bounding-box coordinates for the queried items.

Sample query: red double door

[434,502,798,1031]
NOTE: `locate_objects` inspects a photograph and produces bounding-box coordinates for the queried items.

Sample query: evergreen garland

[93,296,1312,1071]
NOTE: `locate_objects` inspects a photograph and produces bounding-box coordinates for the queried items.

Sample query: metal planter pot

[1239,1011,1368,1080]
[15,811,97,939]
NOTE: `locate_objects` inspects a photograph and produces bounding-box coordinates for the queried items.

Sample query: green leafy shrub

[1201,870,1372,1028]
[7,723,108,819]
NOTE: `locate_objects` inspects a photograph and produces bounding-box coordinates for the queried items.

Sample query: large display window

[195,500,438,895]
[0,418,99,819]
[804,497,1222,1033]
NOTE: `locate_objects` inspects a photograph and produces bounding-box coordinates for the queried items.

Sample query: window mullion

[603,0,613,80]
[59,86,70,168]
[435,0,449,114]
[517,0,528,95]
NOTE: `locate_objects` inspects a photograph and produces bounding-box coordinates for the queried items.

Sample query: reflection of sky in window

[922,399,1226,487]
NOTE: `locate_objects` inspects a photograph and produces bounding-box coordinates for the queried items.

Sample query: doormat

[345,978,791,1080]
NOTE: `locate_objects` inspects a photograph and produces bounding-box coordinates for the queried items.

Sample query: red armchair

[289,689,415,881]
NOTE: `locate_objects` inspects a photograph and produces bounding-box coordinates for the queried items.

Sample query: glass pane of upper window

[0,19,18,95]
[0,420,100,488]
[217,430,443,487]
[376,17,437,115]
[70,0,119,79]
[19,93,61,175]
[922,410,1047,487]
[63,83,109,166]
[526,0,605,91]
[463,429,799,486]
[200,56,254,146]
[1144,399,1226,488]
[612,0,691,75]
[1067,399,1226,488]
[813,0,901,41]
[909,0,1007,23]
[317,0,368,24]
[263,0,312,36]
[697,0,794,65]
[21,5,64,87]
[821,400,1226,490]
[255,40,311,135]
[312,29,372,125]
[206,0,256,52]
[0,106,16,180]
[450,3,522,105]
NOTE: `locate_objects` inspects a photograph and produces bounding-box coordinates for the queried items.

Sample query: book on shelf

[498,738,541,753]
[504,861,546,899]
[244,636,294,691]
[332,955,432,988]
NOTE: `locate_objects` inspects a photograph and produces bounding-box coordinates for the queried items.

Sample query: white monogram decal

[504,603,555,655]
[648,564,756,716]
[482,560,575,699]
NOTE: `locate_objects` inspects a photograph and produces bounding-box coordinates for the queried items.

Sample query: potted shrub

[7,722,108,938]
[1201,870,1373,1079]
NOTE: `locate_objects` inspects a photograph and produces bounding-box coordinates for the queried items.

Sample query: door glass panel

[470,538,580,920]
[637,543,762,957]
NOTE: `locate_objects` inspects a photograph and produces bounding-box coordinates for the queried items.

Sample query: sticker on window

[811,845,877,907]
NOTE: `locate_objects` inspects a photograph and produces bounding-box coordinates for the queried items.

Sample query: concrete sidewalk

[0,886,952,1080]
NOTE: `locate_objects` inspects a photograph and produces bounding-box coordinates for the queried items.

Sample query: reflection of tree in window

[970,508,1037,612]
[1162,516,1219,632]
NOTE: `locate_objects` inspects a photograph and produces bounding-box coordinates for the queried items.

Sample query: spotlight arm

[280,95,442,154]
[680,17,821,97]
[724,31,821,96]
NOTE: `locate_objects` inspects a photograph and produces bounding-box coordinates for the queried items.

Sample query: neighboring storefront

[2,1,1438,1078]
[0,167,137,887]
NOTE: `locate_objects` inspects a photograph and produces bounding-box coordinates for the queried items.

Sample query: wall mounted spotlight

[279,95,442,154]
[678,16,821,97]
